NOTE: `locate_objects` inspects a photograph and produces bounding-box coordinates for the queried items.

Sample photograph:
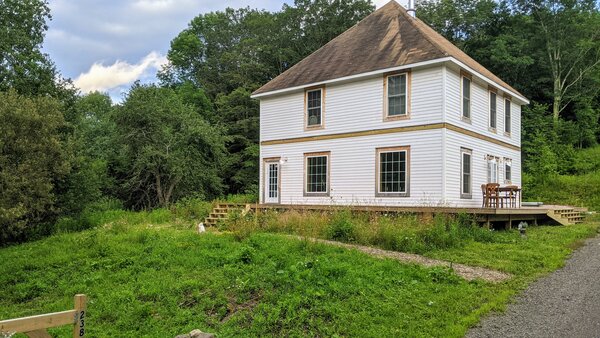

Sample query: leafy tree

[0,0,75,100]
[0,90,70,244]
[114,84,226,208]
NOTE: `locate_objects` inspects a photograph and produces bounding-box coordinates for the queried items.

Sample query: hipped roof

[253,1,525,100]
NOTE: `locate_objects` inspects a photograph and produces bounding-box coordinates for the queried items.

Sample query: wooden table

[498,186,521,208]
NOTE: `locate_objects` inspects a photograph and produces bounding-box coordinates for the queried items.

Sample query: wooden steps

[546,207,587,225]
[203,203,250,227]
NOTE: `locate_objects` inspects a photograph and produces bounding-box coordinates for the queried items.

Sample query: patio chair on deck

[485,183,500,208]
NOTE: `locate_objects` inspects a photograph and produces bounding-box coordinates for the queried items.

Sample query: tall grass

[224,209,495,254]
[525,171,600,211]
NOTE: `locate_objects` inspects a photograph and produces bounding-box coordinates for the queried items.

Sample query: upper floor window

[305,88,324,129]
[461,148,472,199]
[462,74,472,120]
[305,152,329,196]
[504,98,512,134]
[376,146,410,197]
[384,72,410,120]
[489,90,497,131]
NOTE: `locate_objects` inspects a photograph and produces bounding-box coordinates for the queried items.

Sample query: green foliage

[0,215,597,336]
[115,84,226,209]
[0,90,70,244]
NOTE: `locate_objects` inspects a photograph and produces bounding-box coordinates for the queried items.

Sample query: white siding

[444,130,522,207]
[260,65,444,142]
[444,65,521,148]
[260,130,444,206]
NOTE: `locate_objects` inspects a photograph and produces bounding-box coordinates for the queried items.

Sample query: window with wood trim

[504,158,512,184]
[461,148,472,199]
[504,98,511,134]
[376,146,410,197]
[462,76,471,120]
[487,155,499,183]
[489,91,497,130]
[306,88,323,128]
[385,73,409,118]
[305,152,329,196]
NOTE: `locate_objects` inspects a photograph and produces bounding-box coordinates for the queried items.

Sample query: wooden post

[73,294,86,338]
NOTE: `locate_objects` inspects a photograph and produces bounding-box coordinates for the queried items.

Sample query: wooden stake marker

[0,294,87,338]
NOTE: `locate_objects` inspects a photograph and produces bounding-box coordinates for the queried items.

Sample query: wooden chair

[481,184,488,207]
[485,183,500,208]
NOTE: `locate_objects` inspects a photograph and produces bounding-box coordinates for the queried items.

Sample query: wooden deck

[251,204,587,227]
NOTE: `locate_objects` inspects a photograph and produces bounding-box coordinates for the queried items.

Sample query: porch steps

[203,203,250,227]
[546,207,587,225]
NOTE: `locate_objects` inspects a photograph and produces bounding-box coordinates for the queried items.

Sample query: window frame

[303,151,330,197]
[461,71,472,122]
[489,88,497,132]
[460,148,473,199]
[304,87,325,130]
[375,146,411,197]
[504,158,512,184]
[487,155,500,183]
[383,71,411,121]
[504,97,512,135]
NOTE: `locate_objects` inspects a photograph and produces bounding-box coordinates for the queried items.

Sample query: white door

[265,162,280,204]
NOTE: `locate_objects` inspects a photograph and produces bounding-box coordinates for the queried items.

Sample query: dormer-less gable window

[461,72,472,120]
[504,98,512,135]
[489,89,497,131]
[384,71,411,120]
[305,87,324,129]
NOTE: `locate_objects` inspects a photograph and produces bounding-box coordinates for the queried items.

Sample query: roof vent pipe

[407,0,416,18]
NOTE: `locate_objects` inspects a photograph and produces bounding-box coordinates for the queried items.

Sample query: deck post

[73,294,86,338]
[484,215,491,229]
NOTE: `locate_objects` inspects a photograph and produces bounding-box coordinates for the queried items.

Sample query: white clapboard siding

[260,65,444,142]
[444,66,521,148]
[259,129,444,206]
[443,129,522,207]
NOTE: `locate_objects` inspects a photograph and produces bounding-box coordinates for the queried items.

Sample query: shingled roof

[253,0,525,99]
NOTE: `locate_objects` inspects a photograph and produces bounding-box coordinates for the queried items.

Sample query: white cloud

[132,0,194,13]
[74,51,168,93]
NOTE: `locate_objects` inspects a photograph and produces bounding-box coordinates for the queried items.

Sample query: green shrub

[326,210,356,242]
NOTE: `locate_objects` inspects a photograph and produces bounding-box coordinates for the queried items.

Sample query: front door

[265,161,280,204]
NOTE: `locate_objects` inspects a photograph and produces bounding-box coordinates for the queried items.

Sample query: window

[462,75,471,120]
[268,163,278,199]
[305,152,329,196]
[385,73,409,118]
[489,91,497,130]
[376,146,410,197]
[306,88,324,128]
[487,156,499,183]
[504,98,511,134]
[461,148,472,199]
[504,158,512,184]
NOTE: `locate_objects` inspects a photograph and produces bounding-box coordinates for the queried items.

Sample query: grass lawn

[0,219,598,337]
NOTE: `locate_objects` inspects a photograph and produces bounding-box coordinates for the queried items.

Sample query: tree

[0,90,70,244]
[0,0,75,99]
[115,84,226,208]
[514,0,600,123]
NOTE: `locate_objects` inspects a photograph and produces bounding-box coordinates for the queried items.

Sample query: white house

[251,1,529,208]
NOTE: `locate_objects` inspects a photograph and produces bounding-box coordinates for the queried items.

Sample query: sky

[44,0,401,101]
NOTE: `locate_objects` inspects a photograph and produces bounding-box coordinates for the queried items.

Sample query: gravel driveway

[467,233,600,338]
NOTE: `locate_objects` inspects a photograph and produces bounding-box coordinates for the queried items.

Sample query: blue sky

[43,0,397,101]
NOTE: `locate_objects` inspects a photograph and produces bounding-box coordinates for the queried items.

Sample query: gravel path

[292,236,511,283]
[467,233,600,338]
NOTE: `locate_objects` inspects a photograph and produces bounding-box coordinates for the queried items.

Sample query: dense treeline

[1,0,599,244]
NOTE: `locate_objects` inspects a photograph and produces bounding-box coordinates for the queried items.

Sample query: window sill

[305,125,324,131]
[384,114,410,122]
[504,132,511,137]
[461,116,472,124]
[488,127,497,133]
[304,192,330,197]
[376,192,410,198]
[460,194,473,200]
